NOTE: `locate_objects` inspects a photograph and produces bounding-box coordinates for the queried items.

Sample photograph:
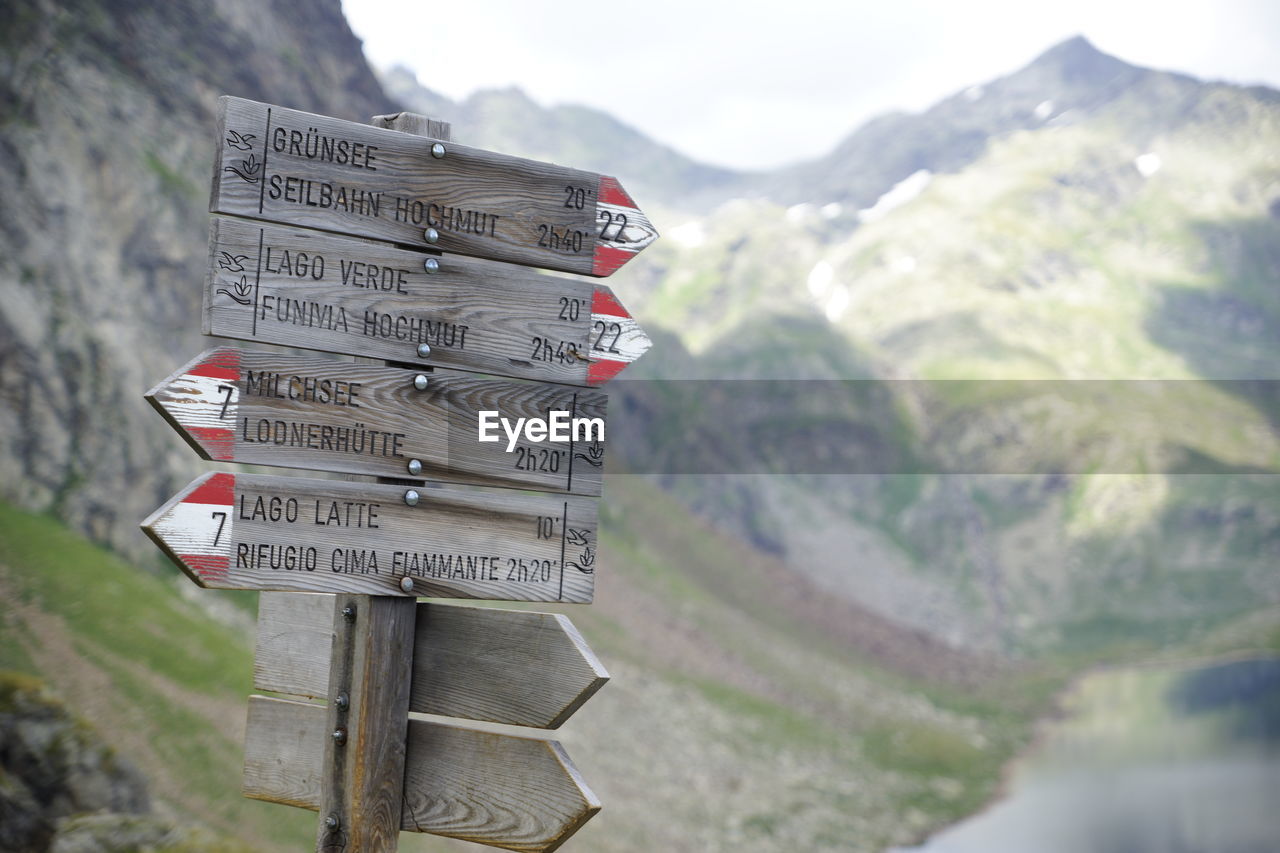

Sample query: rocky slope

[0,0,394,560]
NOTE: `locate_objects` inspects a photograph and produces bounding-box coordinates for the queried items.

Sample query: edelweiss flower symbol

[574,440,605,468]
[215,275,254,306]
[224,154,262,184]
[570,547,595,574]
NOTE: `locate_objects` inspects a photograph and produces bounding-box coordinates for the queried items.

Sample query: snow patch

[824,285,849,323]
[1034,99,1055,121]
[964,86,984,101]
[821,202,843,220]
[807,261,849,322]
[807,261,834,299]
[1134,152,1162,177]
[858,170,932,224]
[785,203,817,224]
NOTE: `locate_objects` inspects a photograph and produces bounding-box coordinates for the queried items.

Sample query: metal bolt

[335,692,349,711]
[342,605,356,622]
[332,728,347,746]
[430,142,446,159]
[325,814,341,831]
[404,489,420,506]
[413,373,430,391]
[423,258,439,274]
[400,576,415,594]
[416,343,432,359]
[407,459,423,476]
[423,227,439,244]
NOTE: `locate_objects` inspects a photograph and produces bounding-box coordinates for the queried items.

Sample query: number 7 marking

[211,512,228,546]
[217,385,235,419]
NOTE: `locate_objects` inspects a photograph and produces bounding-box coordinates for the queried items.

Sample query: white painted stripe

[596,201,658,251]
[152,501,233,557]
[587,313,651,364]
[166,373,239,432]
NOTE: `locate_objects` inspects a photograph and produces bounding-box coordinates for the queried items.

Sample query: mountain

[615,35,1280,658]
[381,64,739,206]
[0,6,1277,851]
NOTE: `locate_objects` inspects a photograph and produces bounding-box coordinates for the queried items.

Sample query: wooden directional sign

[212,96,657,277]
[244,696,600,852]
[147,347,608,495]
[141,472,599,602]
[204,217,650,385]
[254,593,609,729]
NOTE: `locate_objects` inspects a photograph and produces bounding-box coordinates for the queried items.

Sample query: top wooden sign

[212,97,658,277]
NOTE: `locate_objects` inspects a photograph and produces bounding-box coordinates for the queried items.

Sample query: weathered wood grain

[315,594,416,852]
[243,696,601,851]
[254,594,608,729]
[254,591,333,699]
[141,471,598,602]
[202,217,650,386]
[147,347,608,494]
[211,96,656,277]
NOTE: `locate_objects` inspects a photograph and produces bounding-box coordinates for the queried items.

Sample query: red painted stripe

[187,349,241,381]
[591,286,631,318]
[184,472,235,506]
[587,357,629,386]
[597,176,637,209]
[591,244,638,277]
[183,554,230,581]
[188,426,236,461]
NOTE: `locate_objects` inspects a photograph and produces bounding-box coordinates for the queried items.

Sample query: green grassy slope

[0,478,1059,853]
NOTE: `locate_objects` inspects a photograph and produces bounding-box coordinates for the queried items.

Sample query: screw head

[332,728,347,745]
[325,814,341,831]
[423,227,439,244]
[416,343,432,359]
[407,459,423,476]
[404,489,420,506]
[431,142,446,158]
[423,258,439,274]
[335,692,349,711]
[342,605,356,622]
[400,576,415,594]
[413,373,430,391]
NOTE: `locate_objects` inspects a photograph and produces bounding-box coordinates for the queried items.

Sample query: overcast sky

[341,0,1280,171]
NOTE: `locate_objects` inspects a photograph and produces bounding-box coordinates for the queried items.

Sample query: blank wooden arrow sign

[213,96,657,277]
[243,696,600,852]
[254,593,608,729]
[205,217,650,386]
[147,347,608,495]
[141,472,598,602]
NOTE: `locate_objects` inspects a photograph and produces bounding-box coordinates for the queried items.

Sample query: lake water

[896,656,1280,853]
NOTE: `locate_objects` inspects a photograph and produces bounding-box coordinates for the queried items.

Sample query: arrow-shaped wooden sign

[243,696,600,852]
[213,96,657,277]
[147,347,608,495]
[205,217,651,386]
[141,472,598,602]
[254,593,608,729]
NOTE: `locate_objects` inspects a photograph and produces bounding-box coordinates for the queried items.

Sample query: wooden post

[314,111,454,853]
[315,594,417,851]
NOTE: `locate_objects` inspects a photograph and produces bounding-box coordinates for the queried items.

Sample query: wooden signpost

[147,347,608,494]
[205,217,651,385]
[144,98,656,851]
[141,471,598,602]
[213,97,657,277]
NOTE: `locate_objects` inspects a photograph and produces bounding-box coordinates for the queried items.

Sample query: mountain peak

[1025,34,1135,85]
